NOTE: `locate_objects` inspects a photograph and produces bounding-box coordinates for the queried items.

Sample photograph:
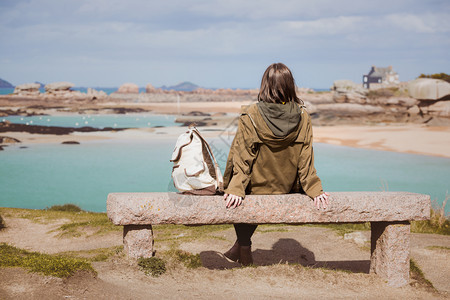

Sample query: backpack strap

[191,128,224,192]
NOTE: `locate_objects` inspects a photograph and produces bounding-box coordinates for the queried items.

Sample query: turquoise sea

[0,124,449,213]
[2,114,176,129]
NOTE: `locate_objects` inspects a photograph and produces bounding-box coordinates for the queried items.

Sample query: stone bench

[106,191,430,287]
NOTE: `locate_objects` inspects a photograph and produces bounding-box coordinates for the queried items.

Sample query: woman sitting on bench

[222,62,329,266]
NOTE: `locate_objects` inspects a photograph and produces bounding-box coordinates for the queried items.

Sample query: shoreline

[1,123,450,159]
[1,100,450,159]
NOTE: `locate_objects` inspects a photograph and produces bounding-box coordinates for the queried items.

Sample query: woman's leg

[234,223,258,246]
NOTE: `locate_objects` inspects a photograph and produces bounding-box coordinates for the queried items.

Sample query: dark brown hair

[258,63,300,104]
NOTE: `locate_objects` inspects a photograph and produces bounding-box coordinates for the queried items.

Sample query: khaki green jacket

[223,103,323,199]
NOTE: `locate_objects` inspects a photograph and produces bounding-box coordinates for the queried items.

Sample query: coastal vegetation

[366,87,408,99]
[0,243,95,278]
[138,257,166,277]
[58,246,123,262]
[418,73,450,83]
[47,204,83,212]
[0,207,120,238]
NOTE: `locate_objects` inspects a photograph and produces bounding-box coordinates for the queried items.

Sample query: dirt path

[0,216,449,299]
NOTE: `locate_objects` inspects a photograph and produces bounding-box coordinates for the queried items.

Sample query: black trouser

[234,223,258,246]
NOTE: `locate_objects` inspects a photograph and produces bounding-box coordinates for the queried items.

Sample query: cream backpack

[170,126,223,194]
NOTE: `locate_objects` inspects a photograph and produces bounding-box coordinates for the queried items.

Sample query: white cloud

[385,13,450,33]
[282,16,365,36]
[1,0,449,87]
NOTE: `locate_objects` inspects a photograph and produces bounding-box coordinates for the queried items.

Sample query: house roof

[367,66,396,79]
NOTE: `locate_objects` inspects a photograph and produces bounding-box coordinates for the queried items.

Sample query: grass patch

[153,224,232,242]
[58,246,123,262]
[410,259,435,291]
[138,257,166,277]
[166,249,202,269]
[55,215,119,237]
[1,207,121,237]
[0,243,96,278]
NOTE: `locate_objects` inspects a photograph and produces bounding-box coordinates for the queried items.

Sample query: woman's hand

[224,193,243,208]
[313,192,330,210]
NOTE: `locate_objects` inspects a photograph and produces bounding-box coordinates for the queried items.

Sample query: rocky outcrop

[317,103,384,116]
[145,83,156,93]
[0,108,46,117]
[13,83,41,96]
[62,141,80,144]
[418,100,450,118]
[331,80,368,104]
[0,122,129,135]
[43,82,88,100]
[117,83,139,93]
[86,88,107,99]
[45,82,75,92]
[408,78,450,100]
[324,79,450,124]
[0,136,21,144]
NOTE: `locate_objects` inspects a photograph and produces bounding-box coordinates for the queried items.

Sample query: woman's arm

[298,114,328,208]
[223,115,259,207]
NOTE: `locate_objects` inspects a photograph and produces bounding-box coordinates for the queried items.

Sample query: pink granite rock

[117,83,139,93]
[123,225,154,259]
[145,83,156,93]
[107,192,430,226]
[370,222,411,287]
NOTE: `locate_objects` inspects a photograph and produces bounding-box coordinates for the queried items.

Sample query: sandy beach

[2,100,450,159]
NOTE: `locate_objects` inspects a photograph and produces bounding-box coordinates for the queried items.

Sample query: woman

[222,63,329,266]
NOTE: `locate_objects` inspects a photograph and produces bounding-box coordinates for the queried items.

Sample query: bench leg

[370,221,410,287]
[123,225,154,259]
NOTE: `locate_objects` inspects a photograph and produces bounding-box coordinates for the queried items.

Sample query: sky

[0,0,449,89]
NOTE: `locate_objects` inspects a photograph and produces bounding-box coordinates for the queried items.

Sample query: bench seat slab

[107,192,430,225]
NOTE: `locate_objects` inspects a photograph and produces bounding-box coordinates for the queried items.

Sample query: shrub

[47,204,83,212]
[418,73,450,83]
[0,243,95,278]
[138,257,166,277]
[172,250,202,269]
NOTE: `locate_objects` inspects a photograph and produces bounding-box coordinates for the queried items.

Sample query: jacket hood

[243,102,303,147]
[257,101,302,138]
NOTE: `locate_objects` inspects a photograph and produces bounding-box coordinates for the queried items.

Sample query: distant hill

[0,78,14,88]
[161,81,199,92]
